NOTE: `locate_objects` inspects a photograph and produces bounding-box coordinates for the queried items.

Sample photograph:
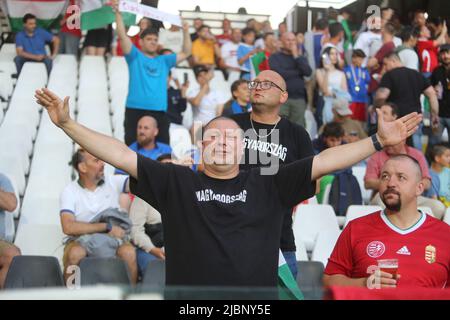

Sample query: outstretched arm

[35,88,137,178]
[311,110,422,180]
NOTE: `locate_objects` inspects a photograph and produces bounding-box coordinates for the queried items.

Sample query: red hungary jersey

[325,211,450,288]
[417,39,439,73]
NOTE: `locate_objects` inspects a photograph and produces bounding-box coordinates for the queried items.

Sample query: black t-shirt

[231,113,315,252]
[379,67,431,117]
[430,65,450,118]
[130,154,316,287]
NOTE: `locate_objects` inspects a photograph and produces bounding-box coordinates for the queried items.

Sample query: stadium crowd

[0,0,449,295]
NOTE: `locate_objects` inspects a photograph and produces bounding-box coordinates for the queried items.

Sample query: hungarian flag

[278,250,304,300]
[2,0,66,32]
[80,0,136,30]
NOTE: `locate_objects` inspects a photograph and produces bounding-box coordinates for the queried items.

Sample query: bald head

[257,70,287,91]
[383,155,423,181]
[281,32,296,51]
[138,116,158,128]
[137,116,159,148]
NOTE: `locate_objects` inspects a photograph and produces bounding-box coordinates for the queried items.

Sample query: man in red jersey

[323,154,450,289]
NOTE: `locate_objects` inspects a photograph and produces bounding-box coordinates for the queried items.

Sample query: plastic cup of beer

[377,259,398,279]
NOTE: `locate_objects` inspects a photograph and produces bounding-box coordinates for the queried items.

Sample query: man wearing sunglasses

[230,70,315,279]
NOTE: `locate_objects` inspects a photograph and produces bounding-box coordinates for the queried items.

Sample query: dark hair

[159,48,173,55]
[319,46,340,69]
[376,102,399,117]
[156,153,173,162]
[70,149,86,173]
[314,18,328,31]
[23,13,36,23]
[140,27,159,39]
[230,79,248,99]
[329,22,344,38]
[242,27,256,37]
[263,32,275,41]
[400,26,420,42]
[198,24,210,32]
[414,9,426,16]
[384,51,401,62]
[383,22,396,35]
[427,17,443,26]
[427,144,450,164]
[322,122,344,138]
[193,64,209,78]
[352,49,366,58]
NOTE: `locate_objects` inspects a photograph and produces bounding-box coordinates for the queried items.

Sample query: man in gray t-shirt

[0,173,20,289]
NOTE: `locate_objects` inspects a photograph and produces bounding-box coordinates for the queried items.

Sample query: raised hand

[376,109,422,147]
[110,0,119,12]
[35,88,71,128]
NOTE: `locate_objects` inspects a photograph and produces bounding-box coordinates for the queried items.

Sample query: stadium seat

[293,204,340,251]
[344,205,382,228]
[352,165,372,204]
[444,208,450,226]
[305,109,317,139]
[1,172,20,218]
[4,256,64,289]
[79,257,131,287]
[169,123,192,159]
[296,240,309,261]
[296,261,324,300]
[141,260,165,288]
[417,206,434,218]
[227,71,240,85]
[14,224,65,265]
[311,229,341,267]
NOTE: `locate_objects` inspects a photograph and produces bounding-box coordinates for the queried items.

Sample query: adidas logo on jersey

[396,246,411,255]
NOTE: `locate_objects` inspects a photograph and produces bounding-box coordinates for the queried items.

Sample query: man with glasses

[230,70,315,279]
[269,32,312,127]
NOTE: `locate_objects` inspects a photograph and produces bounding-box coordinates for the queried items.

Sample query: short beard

[381,189,402,212]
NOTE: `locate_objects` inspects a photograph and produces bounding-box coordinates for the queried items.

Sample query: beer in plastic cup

[377,259,398,279]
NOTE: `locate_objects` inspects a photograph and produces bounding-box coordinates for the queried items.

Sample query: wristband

[371,134,383,151]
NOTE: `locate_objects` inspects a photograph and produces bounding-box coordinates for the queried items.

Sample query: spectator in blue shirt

[115,116,172,174]
[237,28,258,80]
[14,13,59,75]
[112,0,191,146]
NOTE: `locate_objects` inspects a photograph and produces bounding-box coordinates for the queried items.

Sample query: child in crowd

[344,49,371,127]
[429,144,450,208]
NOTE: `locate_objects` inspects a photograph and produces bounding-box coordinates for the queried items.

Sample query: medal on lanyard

[351,66,361,92]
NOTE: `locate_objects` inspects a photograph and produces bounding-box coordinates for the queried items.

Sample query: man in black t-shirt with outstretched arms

[35,88,421,288]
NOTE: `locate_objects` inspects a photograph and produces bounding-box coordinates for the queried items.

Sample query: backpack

[328,169,363,216]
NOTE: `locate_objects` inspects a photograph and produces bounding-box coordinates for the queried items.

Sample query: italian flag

[278,250,304,300]
[80,0,136,30]
[2,0,66,32]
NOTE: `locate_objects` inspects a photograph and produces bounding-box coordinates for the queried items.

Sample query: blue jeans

[136,248,158,277]
[412,122,423,151]
[14,55,52,75]
[282,251,298,280]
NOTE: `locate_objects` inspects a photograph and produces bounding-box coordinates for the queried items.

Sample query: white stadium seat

[293,204,340,251]
[296,240,309,261]
[344,205,382,228]
[417,206,435,218]
[311,229,341,267]
[14,223,65,266]
[444,208,450,226]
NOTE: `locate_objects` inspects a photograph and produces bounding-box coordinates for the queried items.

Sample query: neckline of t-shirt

[380,210,426,235]
[199,171,242,182]
[248,115,285,127]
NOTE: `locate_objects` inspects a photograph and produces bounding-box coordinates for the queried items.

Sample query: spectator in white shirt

[221,28,243,73]
[60,149,137,284]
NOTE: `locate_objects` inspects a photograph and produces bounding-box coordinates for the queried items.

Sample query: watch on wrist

[106,222,113,233]
[371,134,383,151]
